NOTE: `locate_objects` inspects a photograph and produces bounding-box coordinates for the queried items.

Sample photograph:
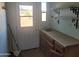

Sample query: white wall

[40,2,51,29]
[6,2,18,51]
[0,2,9,56]
[0,3,5,10]
[49,2,79,40]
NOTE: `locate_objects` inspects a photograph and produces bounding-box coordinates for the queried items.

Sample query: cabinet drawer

[55,41,64,54]
[47,37,55,44]
[46,40,54,49]
[48,49,63,57]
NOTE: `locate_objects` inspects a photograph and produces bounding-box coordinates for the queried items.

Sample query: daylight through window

[41,2,47,21]
[19,5,33,27]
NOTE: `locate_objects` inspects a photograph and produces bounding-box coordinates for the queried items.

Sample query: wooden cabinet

[55,41,64,55]
[40,30,79,57]
[40,32,50,56]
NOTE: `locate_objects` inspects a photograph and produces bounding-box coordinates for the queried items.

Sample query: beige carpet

[19,48,45,57]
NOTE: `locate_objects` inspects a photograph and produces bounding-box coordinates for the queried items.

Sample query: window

[19,5,33,27]
[41,2,46,21]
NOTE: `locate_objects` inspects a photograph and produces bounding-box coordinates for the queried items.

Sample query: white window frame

[41,2,47,21]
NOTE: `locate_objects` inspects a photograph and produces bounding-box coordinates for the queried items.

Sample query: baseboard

[0,53,11,57]
[20,48,40,53]
[18,48,40,57]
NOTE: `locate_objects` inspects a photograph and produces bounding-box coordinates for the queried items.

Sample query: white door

[16,3,40,50]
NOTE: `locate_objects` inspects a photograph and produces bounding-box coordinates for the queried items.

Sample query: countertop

[41,29,79,47]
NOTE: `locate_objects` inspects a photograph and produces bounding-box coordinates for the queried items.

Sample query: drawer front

[55,41,64,54]
[48,49,63,57]
[46,40,54,50]
[47,37,55,45]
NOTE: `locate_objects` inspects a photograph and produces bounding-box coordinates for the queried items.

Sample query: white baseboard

[0,53,11,57]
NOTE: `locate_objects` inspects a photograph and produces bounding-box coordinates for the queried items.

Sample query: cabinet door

[40,35,48,56]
